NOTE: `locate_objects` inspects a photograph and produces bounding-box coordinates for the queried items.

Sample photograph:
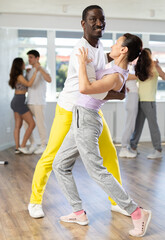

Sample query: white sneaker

[147,150,162,159]
[119,148,137,158]
[15,149,21,154]
[18,147,31,154]
[130,147,139,155]
[111,204,130,216]
[28,203,45,218]
[34,145,46,154]
[28,144,36,154]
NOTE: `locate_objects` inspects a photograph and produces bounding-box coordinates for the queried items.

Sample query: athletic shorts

[10,94,29,115]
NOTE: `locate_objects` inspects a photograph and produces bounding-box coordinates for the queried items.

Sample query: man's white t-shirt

[58,37,107,111]
[27,67,48,105]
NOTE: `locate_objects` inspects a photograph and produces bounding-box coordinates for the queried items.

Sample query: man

[119,64,138,158]
[28,5,127,218]
[26,50,52,154]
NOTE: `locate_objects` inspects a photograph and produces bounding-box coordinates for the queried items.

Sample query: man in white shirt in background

[26,49,52,154]
[119,63,138,158]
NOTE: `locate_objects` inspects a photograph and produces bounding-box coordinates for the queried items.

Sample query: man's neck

[83,35,99,48]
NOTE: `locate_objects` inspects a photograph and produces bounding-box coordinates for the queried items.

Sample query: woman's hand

[34,62,41,71]
[76,47,93,65]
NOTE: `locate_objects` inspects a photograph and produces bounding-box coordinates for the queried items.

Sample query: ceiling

[0,0,165,21]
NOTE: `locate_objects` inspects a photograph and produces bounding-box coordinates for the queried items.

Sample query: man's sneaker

[28,203,45,218]
[129,208,152,237]
[34,145,46,154]
[18,147,31,154]
[60,211,89,226]
[111,204,130,216]
[147,150,162,159]
[28,144,36,154]
[119,148,137,158]
[15,149,21,154]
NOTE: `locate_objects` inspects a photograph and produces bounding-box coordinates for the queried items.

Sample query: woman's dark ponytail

[135,48,153,81]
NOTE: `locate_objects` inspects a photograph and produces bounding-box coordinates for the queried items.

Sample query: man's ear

[81,20,85,29]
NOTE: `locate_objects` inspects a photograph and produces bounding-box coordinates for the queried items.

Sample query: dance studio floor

[0,142,164,240]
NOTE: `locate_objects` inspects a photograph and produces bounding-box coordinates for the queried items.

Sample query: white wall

[1,14,165,34]
[0,29,18,151]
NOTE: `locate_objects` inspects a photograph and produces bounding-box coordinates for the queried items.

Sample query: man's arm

[106,52,113,63]
[127,74,137,81]
[38,67,52,83]
[34,62,52,83]
[103,84,126,100]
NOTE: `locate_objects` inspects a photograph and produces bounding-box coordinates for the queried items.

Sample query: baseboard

[0,141,15,151]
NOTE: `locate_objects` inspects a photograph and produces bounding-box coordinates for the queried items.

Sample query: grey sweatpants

[130,101,162,151]
[53,105,138,214]
[121,92,139,148]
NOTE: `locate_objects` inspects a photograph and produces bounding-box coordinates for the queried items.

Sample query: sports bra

[15,82,28,91]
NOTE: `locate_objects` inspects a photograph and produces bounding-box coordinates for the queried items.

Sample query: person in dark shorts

[9,57,37,154]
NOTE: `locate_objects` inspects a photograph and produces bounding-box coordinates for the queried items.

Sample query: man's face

[28,54,39,66]
[82,8,106,39]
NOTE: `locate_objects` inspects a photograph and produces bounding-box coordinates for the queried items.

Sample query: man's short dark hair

[27,50,40,58]
[82,5,103,21]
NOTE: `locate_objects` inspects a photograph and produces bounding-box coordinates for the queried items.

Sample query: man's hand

[106,52,113,63]
[103,84,126,100]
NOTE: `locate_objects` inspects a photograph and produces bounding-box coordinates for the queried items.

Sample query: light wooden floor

[0,142,165,240]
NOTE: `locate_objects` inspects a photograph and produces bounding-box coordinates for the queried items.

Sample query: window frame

[18,29,165,101]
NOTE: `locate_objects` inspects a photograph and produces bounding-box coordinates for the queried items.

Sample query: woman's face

[109,36,125,59]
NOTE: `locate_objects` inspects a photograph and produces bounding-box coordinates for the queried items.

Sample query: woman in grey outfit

[53,34,152,237]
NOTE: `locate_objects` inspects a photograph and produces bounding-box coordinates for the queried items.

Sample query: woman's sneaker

[60,211,89,225]
[129,208,152,237]
[15,149,21,154]
[18,147,31,154]
[147,150,162,159]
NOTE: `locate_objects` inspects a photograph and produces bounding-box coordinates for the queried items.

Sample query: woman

[130,48,165,159]
[53,34,152,237]
[9,57,37,154]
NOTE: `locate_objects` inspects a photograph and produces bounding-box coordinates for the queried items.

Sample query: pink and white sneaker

[129,208,152,237]
[60,211,89,226]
